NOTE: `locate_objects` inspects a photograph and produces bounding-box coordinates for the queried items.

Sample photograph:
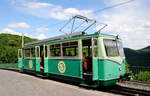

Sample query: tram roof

[23,32,115,49]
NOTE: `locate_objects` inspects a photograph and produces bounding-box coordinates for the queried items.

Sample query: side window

[24,49,30,57]
[36,47,40,58]
[50,44,61,57]
[62,41,78,56]
[30,48,35,57]
[117,41,124,56]
[44,45,48,58]
[24,48,35,58]
[82,39,92,57]
[93,39,97,57]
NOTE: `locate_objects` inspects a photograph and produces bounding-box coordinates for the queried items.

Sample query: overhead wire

[93,0,136,14]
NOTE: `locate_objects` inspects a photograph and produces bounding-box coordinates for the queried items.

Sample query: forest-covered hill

[0,33,150,67]
[124,47,150,66]
[0,33,37,63]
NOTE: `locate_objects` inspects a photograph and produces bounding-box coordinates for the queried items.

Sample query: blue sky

[0,0,150,49]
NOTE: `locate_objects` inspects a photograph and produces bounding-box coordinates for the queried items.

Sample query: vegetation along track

[122,81,150,87]
[0,68,150,96]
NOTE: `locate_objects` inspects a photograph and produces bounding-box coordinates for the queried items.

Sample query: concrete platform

[0,70,121,96]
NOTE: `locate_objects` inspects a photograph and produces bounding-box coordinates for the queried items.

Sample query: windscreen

[103,39,124,57]
[117,41,124,56]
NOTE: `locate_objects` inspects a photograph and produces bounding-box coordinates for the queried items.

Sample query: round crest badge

[58,61,66,73]
[29,60,33,69]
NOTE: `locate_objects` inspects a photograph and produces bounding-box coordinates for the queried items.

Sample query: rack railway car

[18,16,130,87]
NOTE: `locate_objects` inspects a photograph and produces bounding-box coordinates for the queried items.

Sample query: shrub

[133,71,150,82]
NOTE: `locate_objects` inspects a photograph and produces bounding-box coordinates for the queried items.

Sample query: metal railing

[0,63,18,68]
[129,66,150,74]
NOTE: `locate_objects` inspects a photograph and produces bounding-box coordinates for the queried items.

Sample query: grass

[0,63,18,68]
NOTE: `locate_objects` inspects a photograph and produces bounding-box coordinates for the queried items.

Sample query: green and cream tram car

[18,31,130,87]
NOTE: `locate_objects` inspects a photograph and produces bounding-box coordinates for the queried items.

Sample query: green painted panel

[44,59,49,72]
[36,58,40,71]
[98,60,125,80]
[18,58,22,68]
[93,58,98,80]
[100,80,117,86]
[48,59,81,78]
[120,59,126,75]
[24,59,36,70]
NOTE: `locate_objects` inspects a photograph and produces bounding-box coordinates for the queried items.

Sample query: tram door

[44,45,48,72]
[18,49,23,68]
[92,38,98,80]
[35,46,40,71]
[82,39,92,74]
[82,38,98,80]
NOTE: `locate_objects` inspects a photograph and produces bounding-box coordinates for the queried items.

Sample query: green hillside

[124,47,150,66]
[0,33,37,63]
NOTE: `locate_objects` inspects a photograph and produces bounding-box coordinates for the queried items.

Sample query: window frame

[103,39,119,57]
[50,43,61,57]
[62,41,79,57]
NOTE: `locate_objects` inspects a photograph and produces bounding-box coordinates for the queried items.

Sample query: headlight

[119,66,122,71]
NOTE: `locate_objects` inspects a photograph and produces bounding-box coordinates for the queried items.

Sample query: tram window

[103,39,119,57]
[30,48,35,57]
[62,41,78,56]
[36,47,40,57]
[82,39,92,57]
[117,41,124,56]
[93,39,97,57]
[50,44,61,57]
[45,45,48,58]
[24,49,30,57]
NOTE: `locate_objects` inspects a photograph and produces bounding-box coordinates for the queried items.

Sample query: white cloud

[26,2,53,9]
[64,8,92,15]
[13,1,93,20]
[0,28,47,40]
[0,28,36,39]
[0,28,21,35]
[11,0,150,49]
[36,27,48,32]
[37,34,47,40]
[8,22,30,29]
[96,0,150,49]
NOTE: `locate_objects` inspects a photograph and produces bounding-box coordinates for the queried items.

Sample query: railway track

[122,81,150,86]
[101,85,150,96]
[0,68,150,96]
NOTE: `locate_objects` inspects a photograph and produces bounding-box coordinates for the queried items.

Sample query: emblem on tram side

[29,60,33,69]
[58,61,66,73]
